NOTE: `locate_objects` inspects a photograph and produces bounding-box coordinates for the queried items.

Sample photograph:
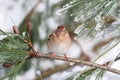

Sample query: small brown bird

[47,25,71,58]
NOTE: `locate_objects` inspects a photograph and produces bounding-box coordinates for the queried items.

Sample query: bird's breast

[49,42,71,54]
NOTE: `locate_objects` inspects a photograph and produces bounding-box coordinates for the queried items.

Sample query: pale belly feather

[49,42,70,54]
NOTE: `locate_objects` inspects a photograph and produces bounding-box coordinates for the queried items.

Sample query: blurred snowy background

[0,0,120,80]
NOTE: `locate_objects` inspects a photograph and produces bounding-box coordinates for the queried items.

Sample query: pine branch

[32,52,120,75]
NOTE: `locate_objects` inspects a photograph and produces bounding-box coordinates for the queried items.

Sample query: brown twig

[33,53,120,75]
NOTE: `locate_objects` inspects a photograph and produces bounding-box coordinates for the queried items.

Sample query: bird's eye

[48,38,50,40]
[55,30,59,36]
[55,30,57,35]
[48,34,52,40]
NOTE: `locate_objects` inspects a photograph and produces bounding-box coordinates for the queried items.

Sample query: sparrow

[47,25,71,59]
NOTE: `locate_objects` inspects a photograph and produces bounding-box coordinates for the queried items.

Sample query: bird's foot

[49,52,55,59]
[64,54,68,60]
